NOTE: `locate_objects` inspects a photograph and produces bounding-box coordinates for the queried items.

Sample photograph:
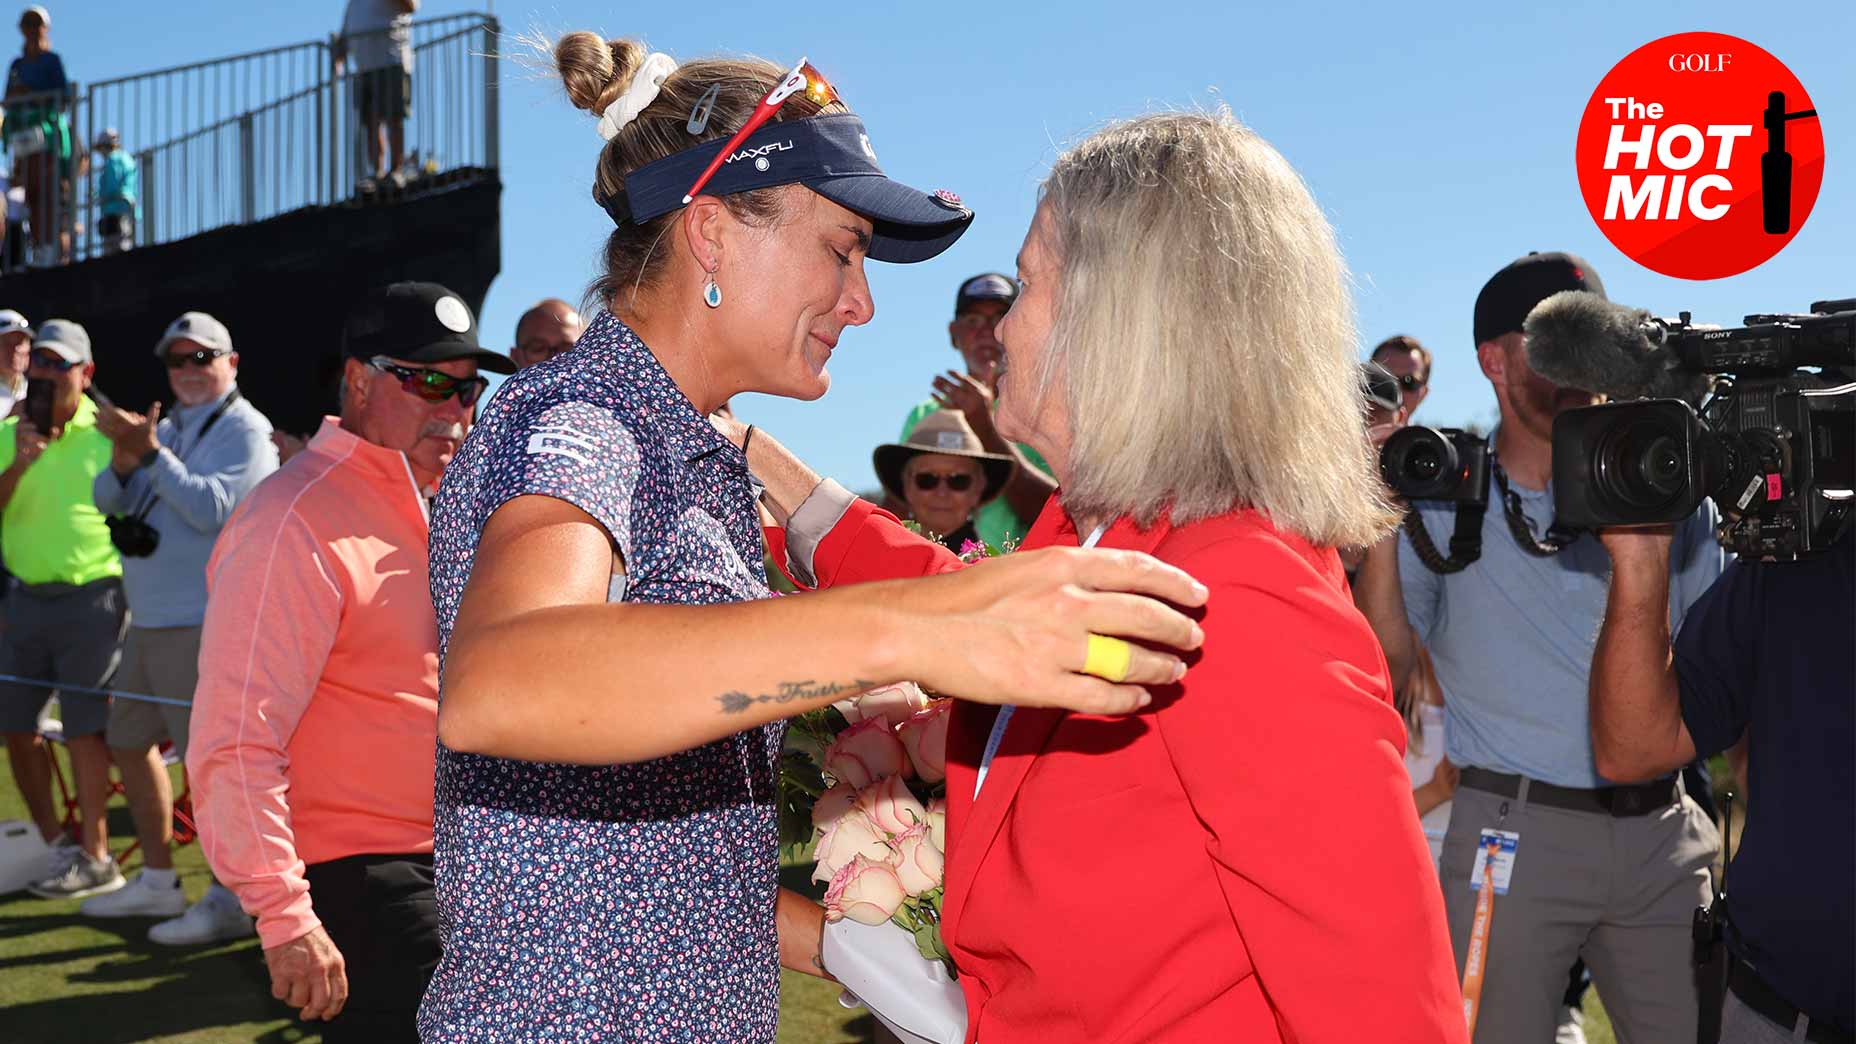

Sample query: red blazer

[800,498,1466,1044]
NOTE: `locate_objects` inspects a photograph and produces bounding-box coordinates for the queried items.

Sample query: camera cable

[1403,443,1582,573]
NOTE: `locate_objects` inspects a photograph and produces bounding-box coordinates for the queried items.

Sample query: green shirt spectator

[1,396,121,586]
[1,316,130,902]
[896,272,1059,550]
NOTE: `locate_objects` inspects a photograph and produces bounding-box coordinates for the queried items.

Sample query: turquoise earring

[703,275,722,309]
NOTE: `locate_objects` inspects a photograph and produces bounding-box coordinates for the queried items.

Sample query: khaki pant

[1443,778,1720,1044]
[104,626,202,756]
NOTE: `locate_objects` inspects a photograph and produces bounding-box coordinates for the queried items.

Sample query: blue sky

[41,0,1855,491]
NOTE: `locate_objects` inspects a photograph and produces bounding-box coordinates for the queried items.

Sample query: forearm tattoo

[717,679,877,714]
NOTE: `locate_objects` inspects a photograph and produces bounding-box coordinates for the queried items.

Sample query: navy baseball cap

[1473,252,1605,347]
[955,273,1017,314]
[607,114,972,264]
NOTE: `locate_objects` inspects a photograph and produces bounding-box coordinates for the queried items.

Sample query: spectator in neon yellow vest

[0,320,128,902]
[898,273,1055,549]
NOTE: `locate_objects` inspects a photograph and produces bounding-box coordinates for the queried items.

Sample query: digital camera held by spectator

[1380,426,1491,505]
[104,513,160,557]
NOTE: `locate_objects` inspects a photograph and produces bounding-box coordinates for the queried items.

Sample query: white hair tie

[597,52,679,141]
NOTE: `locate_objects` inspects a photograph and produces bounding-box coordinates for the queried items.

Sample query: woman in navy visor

[418,34,1208,1043]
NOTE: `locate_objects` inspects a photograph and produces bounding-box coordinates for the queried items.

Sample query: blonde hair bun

[555,32,645,118]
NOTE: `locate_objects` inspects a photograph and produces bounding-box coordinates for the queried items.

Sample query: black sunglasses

[164,347,232,369]
[368,356,489,407]
[912,472,975,492]
[28,349,81,372]
[1393,373,1426,391]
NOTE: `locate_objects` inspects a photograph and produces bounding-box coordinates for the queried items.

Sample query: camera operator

[1353,252,1726,1042]
[86,311,276,942]
[1592,522,1853,1042]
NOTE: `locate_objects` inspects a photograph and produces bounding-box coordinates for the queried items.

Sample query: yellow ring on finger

[1082,633,1135,684]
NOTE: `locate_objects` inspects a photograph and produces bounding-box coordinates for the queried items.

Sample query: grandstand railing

[0,11,498,271]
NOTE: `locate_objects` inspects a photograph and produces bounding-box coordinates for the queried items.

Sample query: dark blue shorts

[0,578,127,738]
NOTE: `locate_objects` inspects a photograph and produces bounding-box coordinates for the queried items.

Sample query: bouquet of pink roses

[780,681,953,969]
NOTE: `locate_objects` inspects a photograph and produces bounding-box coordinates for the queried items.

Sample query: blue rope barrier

[0,672,193,708]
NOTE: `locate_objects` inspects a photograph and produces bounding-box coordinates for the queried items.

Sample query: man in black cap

[188,282,512,1039]
[896,273,1055,549]
[334,280,513,496]
[1352,253,1726,1043]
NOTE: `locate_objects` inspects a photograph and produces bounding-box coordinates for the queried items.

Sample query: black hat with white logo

[342,282,516,374]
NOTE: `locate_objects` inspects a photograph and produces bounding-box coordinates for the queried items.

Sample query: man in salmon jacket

[188,283,513,1043]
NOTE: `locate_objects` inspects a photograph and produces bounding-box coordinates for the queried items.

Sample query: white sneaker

[148,884,254,946]
[28,853,126,899]
[1555,1004,1588,1044]
[42,836,81,877]
[80,870,188,918]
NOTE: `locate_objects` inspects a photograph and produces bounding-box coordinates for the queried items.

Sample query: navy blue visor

[604,114,972,264]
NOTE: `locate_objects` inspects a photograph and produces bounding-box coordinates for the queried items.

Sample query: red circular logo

[1575,33,1824,280]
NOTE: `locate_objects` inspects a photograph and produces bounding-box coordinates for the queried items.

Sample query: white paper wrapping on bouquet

[822,916,966,1044]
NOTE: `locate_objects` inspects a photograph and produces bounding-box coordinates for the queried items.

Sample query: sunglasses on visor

[682,58,841,204]
[368,356,489,407]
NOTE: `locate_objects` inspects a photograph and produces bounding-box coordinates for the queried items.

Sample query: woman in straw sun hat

[873,409,1016,552]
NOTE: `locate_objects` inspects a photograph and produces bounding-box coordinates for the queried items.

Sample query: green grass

[5,742,1742,1043]
[0,741,867,1044]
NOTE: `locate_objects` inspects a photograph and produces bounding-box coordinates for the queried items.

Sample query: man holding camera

[1592,522,1852,1041]
[1353,252,1726,1042]
[0,319,128,899]
[84,311,275,941]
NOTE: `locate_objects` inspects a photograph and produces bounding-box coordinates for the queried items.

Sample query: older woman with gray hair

[739,109,1464,1043]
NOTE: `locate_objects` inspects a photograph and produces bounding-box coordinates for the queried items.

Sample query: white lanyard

[973,522,1109,799]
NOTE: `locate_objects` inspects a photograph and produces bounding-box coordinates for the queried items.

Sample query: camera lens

[1405,443,1445,483]
[1638,435,1685,496]
[1380,427,1461,499]
[1596,420,1690,511]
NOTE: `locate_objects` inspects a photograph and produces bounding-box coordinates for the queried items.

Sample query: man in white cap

[0,309,29,417]
[82,312,276,942]
[0,318,129,900]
